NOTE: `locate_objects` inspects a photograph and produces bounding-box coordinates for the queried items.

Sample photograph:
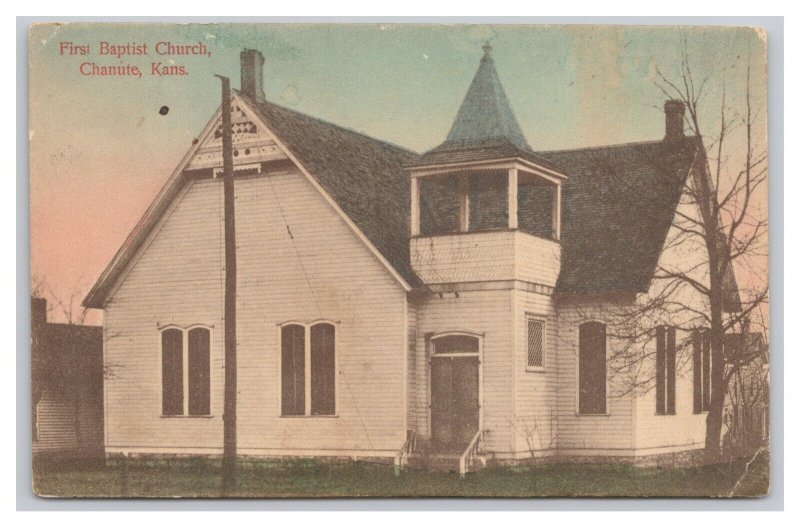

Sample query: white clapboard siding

[512,289,559,457]
[33,389,78,452]
[633,330,706,452]
[410,231,560,287]
[555,302,636,453]
[413,288,514,453]
[630,166,710,454]
[104,169,408,457]
[514,232,561,287]
[407,303,418,437]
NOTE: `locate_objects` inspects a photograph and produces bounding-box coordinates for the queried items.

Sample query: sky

[28,23,768,324]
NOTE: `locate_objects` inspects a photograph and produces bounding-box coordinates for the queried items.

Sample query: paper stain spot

[281,85,299,106]
[159,106,169,116]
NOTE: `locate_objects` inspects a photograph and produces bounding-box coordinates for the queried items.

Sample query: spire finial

[482,41,493,60]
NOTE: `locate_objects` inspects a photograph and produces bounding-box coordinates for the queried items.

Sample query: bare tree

[653,46,768,459]
[563,46,768,462]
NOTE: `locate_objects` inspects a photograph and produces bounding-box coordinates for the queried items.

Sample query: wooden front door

[431,354,480,452]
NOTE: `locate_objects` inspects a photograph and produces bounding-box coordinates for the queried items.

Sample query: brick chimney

[240,49,266,103]
[664,99,686,142]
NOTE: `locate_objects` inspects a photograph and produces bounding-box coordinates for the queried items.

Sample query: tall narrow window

[161,328,184,416]
[527,318,544,369]
[310,323,336,415]
[693,330,711,413]
[578,322,607,415]
[656,325,676,415]
[281,324,305,416]
[188,328,211,416]
[162,326,211,416]
[702,333,711,411]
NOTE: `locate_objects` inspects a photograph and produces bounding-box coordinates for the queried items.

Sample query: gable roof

[407,44,560,172]
[540,137,702,294]
[724,332,768,364]
[84,76,708,308]
[245,95,420,286]
[83,95,421,308]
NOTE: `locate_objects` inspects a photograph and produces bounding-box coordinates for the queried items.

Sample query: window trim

[277,320,339,418]
[158,324,214,418]
[525,314,546,372]
[430,330,482,357]
[575,320,610,416]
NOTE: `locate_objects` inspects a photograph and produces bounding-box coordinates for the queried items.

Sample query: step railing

[393,430,418,476]
[459,429,484,478]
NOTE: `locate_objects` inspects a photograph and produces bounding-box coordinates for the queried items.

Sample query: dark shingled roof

[245,95,420,286]
[540,137,701,294]
[407,44,561,173]
[84,77,706,308]
[247,93,703,295]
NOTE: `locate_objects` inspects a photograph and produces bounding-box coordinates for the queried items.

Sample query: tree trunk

[705,388,724,459]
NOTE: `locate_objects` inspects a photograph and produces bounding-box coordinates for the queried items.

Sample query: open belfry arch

[407,43,566,287]
[408,43,566,241]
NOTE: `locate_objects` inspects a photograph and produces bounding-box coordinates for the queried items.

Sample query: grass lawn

[32,451,769,498]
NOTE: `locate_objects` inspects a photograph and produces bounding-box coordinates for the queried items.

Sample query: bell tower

[406,44,566,287]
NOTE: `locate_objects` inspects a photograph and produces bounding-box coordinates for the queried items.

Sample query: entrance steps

[405,446,489,473]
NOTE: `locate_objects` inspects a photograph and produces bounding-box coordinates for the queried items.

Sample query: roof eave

[405,155,568,182]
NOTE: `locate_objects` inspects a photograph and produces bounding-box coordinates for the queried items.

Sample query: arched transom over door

[430,334,480,453]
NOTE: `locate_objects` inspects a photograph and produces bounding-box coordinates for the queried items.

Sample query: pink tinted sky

[28,23,768,325]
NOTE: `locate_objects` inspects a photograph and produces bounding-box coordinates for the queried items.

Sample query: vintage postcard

[28,22,769,498]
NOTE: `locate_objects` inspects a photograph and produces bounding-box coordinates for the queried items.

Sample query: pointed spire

[437,42,532,153]
[482,41,493,61]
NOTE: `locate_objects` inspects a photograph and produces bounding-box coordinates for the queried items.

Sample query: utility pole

[215,74,237,493]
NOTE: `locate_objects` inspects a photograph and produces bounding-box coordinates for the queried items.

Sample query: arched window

[281,322,337,416]
[161,326,211,416]
[432,334,479,355]
[578,321,607,415]
[310,323,336,416]
[281,324,305,416]
[188,327,211,416]
[161,328,184,416]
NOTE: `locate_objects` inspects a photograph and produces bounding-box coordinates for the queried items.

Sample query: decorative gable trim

[186,99,286,171]
[84,93,411,309]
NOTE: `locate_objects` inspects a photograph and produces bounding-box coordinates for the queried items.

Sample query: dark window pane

[281,325,305,416]
[702,332,711,412]
[656,326,666,414]
[433,335,479,354]
[666,327,676,414]
[527,319,544,368]
[162,329,183,416]
[188,328,211,416]
[310,323,336,416]
[693,330,703,413]
[578,322,606,414]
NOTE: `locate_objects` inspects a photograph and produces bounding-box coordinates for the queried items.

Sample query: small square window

[527,318,544,369]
